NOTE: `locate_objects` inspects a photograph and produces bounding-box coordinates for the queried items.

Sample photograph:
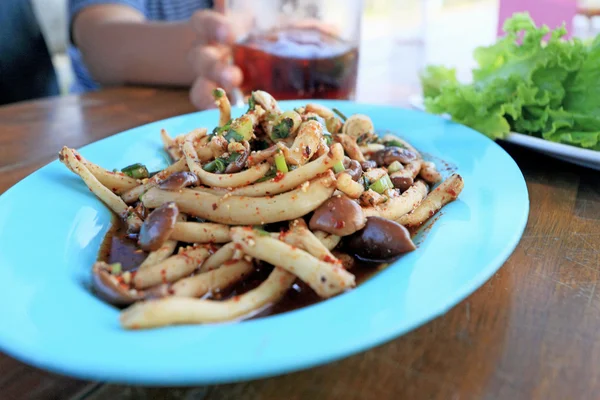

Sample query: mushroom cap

[309,195,366,236]
[345,216,416,263]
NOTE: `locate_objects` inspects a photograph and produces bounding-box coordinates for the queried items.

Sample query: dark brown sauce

[98,218,147,272]
[97,216,389,318]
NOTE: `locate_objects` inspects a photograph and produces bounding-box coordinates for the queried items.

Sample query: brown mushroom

[345,160,363,181]
[371,147,418,167]
[346,216,416,263]
[158,171,199,190]
[360,160,377,170]
[91,262,140,306]
[390,173,414,192]
[224,141,250,173]
[309,195,366,236]
[138,202,179,251]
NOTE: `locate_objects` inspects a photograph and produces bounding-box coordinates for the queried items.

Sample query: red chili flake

[447,189,457,197]
[323,255,336,264]
[334,220,345,229]
[273,171,285,182]
[75,154,82,161]
[160,269,167,283]
[233,296,240,302]
[234,243,243,250]
[224,259,237,265]
[212,203,218,210]
[167,287,175,295]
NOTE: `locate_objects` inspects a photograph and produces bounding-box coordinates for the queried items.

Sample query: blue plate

[0,101,529,385]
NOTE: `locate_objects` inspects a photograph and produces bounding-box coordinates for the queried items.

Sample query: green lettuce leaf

[420,12,599,150]
[420,65,457,98]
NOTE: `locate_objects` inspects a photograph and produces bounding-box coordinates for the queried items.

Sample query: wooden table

[1,85,599,400]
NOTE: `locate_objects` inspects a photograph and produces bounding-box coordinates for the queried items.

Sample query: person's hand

[187,10,242,109]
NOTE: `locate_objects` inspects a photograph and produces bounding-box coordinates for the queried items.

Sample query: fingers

[189,77,218,110]
[190,10,234,45]
[188,45,242,91]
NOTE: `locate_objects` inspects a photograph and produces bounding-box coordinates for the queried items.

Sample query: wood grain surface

[0,86,598,400]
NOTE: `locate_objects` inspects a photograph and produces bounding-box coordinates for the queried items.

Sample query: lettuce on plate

[420,12,600,150]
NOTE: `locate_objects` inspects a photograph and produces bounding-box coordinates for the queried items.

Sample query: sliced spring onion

[256,166,277,182]
[253,227,270,236]
[384,139,407,149]
[225,152,240,163]
[332,160,345,174]
[121,163,149,179]
[369,174,393,194]
[224,130,245,142]
[332,108,348,121]
[247,94,256,111]
[203,158,226,173]
[212,120,232,135]
[110,263,122,275]
[212,88,224,99]
[323,132,333,145]
[274,153,288,173]
[387,161,403,173]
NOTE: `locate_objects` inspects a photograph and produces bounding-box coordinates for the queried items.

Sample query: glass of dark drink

[226,0,363,101]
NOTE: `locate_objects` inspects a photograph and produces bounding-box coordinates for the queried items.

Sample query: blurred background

[8,0,600,104]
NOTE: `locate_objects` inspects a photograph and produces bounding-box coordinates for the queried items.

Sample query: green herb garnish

[272,118,294,140]
[369,174,394,194]
[332,108,347,121]
[332,160,345,174]
[121,163,149,179]
[203,158,226,173]
[274,152,288,173]
[110,263,122,275]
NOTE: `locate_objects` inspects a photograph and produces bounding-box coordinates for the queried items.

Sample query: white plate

[409,95,600,171]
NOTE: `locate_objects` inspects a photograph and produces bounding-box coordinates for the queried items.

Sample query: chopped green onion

[225,152,240,163]
[212,88,224,99]
[274,153,288,173]
[384,139,407,149]
[369,174,393,194]
[333,160,345,174]
[332,108,348,121]
[110,263,122,275]
[212,120,232,135]
[121,163,149,179]
[224,129,245,142]
[253,227,270,236]
[203,158,226,173]
[247,94,256,111]
[272,118,293,140]
[387,161,403,173]
[323,132,333,145]
[256,166,277,182]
